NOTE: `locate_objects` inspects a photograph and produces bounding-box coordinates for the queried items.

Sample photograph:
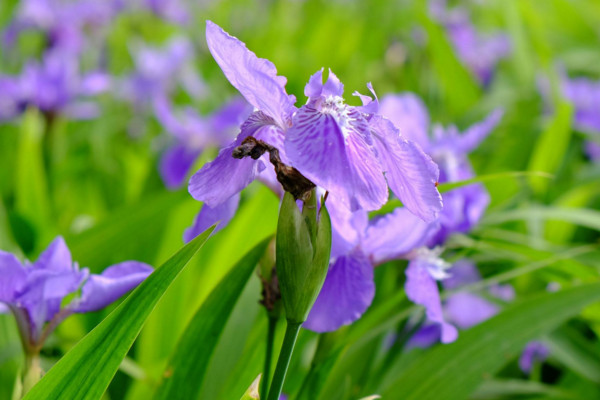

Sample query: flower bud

[276,190,332,324]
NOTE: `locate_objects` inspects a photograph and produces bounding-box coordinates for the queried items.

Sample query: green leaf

[154,237,271,400]
[527,101,573,194]
[15,108,53,249]
[483,206,600,232]
[546,326,600,384]
[471,378,577,399]
[382,283,600,399]
[22,226,215,400]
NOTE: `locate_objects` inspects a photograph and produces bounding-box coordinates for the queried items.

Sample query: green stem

[262,314,278,400]
[266,321,302,400]
[21,352,42,397]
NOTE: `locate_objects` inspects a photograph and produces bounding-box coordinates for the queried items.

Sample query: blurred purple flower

[120,37,205,112]
[560,75,600,135]
[0,237,152,351]
[519,341,550,374]
[585,140,600,162]
[144,0,189,25]
[189,21,442,224]
[156,96,252,189]
[0,49,110,121]
[3,0,121,54]
[379,93,502,246]
[430,0,510,85]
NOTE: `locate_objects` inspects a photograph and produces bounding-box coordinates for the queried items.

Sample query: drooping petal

[379,94,430,149]
[72,261,153,313]
[363,207,438,265]
[405,259,457,343]
[159,143,201,189]
[304,251,375,332]
[205,21,295,126]
[34,236,73,271]
[444,292,499,329]
[371,116,442,222]
[0,252,26,303]
[183,193,241,243]
[188,134,262,208]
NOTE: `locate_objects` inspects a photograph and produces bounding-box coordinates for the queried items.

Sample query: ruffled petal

[160,143,201,189]
[286,106,351,197]
[363,207,439,265]
[72,261,153,313]
[371,116,442,222]
[205,21,295,126]
[304,252,375,332]
[405,259,457,343]
[183,193,240,243]
[0,252,26,303]
[286,106,387,210]
[379,94,430,149]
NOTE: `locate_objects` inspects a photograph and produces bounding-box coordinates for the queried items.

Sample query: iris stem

[266,321,302,400]
[261,314,278,400]
[21,352,42,397]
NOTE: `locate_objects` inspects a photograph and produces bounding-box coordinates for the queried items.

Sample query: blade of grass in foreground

[154,238,271,400]
[23,226,215,400]
[382,283,600,399]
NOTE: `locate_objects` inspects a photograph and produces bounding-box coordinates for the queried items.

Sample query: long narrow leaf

[154,238,271,400]
[23,226,215,400]
[382,283,600,399]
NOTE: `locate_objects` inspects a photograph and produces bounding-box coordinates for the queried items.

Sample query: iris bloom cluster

[305,94,503,339]
[0,237,152,353]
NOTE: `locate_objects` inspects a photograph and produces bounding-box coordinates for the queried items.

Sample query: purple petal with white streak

[405,258,457,343]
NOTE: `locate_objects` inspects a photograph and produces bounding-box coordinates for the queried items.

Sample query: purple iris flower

[379,93,503,245]
[0,49,110,121]
[430,0,511,85]
[156,96,252,189]
[519,341,550,374]
[3,0,121,54]
[0,237,152,352]
[189,21,442,225]
[586,141,600,162]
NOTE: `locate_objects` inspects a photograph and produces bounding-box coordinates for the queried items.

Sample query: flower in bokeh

[430,0,510,85]
[0,236,152,351]
[519,341,550,374]
[155,95,252,189]
[189,21,442,223]
[120,37,205,112]
[0,49,110,121]
[3,0,121,54]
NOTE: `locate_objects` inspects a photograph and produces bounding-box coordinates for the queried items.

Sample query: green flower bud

[276,190,332,324]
